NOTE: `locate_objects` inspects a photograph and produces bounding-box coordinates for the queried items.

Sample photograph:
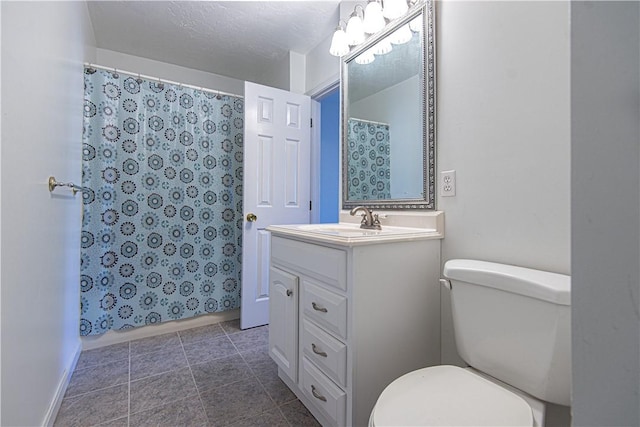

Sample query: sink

[292,223,435,237]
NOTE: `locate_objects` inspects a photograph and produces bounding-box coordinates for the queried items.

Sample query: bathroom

[1,1,638,426]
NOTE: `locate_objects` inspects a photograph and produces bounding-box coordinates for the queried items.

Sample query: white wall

[96,48,244,95]
[350,75,422,199]
[1,2,96,425]
[436,1,571,366]
[571,2,640,425]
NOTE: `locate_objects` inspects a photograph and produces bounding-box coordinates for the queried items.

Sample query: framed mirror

[341,1,435,210]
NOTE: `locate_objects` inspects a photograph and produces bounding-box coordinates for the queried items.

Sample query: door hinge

[309,200,312,211]
[310,118,313,128]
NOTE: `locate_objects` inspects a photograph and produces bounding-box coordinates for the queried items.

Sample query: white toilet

[369,259,571,427]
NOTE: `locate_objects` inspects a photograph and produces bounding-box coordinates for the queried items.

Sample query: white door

[241,82,311,329]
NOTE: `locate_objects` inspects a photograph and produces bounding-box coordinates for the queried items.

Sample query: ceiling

[87,1,341,84]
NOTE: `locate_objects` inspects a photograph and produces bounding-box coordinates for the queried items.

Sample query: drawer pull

[311,385,327,402]
[311,343,328,357]
[286,289,293,297]
[312,302,328,313]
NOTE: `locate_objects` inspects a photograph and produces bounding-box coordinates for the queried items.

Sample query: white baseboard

[81,309,240,350]
[43,339,82,427]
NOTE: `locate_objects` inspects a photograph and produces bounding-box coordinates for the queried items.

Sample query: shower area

[80,67,244,335]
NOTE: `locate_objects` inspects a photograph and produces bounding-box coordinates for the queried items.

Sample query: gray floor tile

[130,332,181,356]
[178,323,226,346]
[96,416,129,426]
[279,399,321,427]
[240,346,276,378]
[129,396,208,427]
[183,335,239,365]
[200,377,275,426]
[54,384,128,427]
[227,408,288,427]
[65,359,129,398]
[75,342,129,370]
[191,354,252,393]
[130,367,199,414]
[220,319,241,334]
[130,345,188,380]
[256,371,297,406]
[227,326,269,353]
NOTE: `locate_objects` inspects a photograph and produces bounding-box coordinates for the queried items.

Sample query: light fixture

[363,0,385,34]
[382,0,408,20]
[346,5,365,46]
[355,48,376,65]
[409,14,423,32]
[373,37,393,55]
[329,22,350,57]
[389,24,412,45]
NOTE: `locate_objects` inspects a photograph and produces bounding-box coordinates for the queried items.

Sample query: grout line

[180,323,213,426]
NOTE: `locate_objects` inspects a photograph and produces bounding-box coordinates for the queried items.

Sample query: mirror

[342,2,435,210]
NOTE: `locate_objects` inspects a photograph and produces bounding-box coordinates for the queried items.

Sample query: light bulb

[355,49,376,65]
[389,24,412,45]
[409,15,423,32]
[373,37,393,55]
[382,0,408,20]
[363,1,385,34]
[329,27,350,57]
[346,13,365,46]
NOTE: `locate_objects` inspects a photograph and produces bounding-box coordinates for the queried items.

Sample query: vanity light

[382,0,409,20]
[346,6,365,46]
[389,24,413,45]
[363,1,385,34]
[373,36,393,55]
[329,23,350,57]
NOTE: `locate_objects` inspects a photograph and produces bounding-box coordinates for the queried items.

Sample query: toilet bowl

[369,259,571,427]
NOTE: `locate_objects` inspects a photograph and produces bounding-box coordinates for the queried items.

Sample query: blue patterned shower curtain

[347,118,391,200]
[80,69,243,335]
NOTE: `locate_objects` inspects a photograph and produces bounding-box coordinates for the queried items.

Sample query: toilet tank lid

[443,259,571,306]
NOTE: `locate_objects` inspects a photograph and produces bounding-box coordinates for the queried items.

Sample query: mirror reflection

[342,4,434,210]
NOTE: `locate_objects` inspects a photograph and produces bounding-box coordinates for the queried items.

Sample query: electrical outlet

[441,170,456,197]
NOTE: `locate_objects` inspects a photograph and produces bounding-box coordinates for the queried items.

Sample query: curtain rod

[84,63,243,99]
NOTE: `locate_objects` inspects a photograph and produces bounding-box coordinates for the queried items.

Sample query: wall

[571,2,640,425]
[319,89,340,223]
[1,2,96,425]
[96,48,244,95]
[436,1,571,366]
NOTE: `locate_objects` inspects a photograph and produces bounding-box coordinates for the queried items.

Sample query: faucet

[349,206,382,230]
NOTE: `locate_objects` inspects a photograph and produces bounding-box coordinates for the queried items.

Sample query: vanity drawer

[301,318,347,388]
[302,280,348,341]
[301,357,347,427]
[271,237,347,291]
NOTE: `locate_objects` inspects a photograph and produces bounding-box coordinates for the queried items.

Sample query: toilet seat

[370,365,534,427]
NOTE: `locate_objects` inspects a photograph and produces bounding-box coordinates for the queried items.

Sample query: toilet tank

[443,259,571,406]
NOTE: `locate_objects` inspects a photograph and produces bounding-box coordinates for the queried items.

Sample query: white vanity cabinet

[268,227,441,427]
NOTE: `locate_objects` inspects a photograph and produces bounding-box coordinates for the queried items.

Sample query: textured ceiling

[88,1,340,83]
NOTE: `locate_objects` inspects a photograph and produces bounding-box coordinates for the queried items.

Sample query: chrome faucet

[349,206,382,230]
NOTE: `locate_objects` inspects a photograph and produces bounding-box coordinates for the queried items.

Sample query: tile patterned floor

[54,320,320,427]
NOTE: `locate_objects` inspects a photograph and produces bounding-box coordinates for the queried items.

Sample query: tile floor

[54,320,320,427]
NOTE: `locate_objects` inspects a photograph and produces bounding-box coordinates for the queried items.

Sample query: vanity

[267,217,442,426]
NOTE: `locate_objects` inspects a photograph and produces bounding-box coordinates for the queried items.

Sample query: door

[241,82,311,329]
[268,266,299,380]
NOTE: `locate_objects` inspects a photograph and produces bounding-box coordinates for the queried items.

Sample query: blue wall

[319,89,340,223]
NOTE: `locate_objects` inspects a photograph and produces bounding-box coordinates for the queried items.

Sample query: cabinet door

[269,266,299,381]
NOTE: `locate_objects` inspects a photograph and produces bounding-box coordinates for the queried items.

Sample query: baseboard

[81,309,240,350]
[43,339,82,427]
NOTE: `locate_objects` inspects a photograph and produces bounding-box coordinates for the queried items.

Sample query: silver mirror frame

[341,1,435,210]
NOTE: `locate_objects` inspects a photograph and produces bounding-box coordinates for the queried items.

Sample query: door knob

[246,213,257,222]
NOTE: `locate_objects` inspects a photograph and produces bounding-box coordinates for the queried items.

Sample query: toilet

[369,259,571,427]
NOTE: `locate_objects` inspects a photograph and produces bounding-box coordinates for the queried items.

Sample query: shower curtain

[80,69,243,335]
[347,118,391,200]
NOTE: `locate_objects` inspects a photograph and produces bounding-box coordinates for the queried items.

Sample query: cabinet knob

[246,213,257,222]
[312,343,328,357]
[286,289,293,297]
[311,385,327,402]
[311,302,328,313]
